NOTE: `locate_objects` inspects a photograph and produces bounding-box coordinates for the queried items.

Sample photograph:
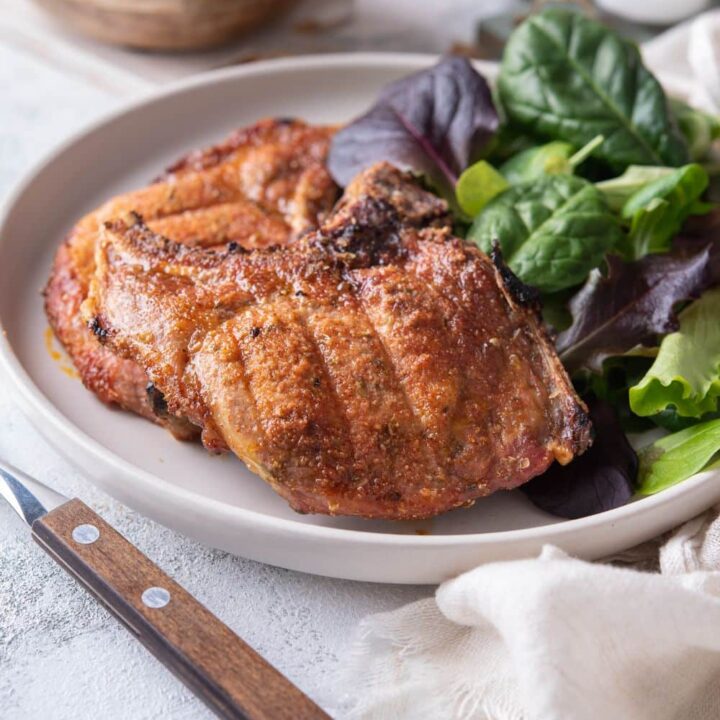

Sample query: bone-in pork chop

[84,163,591,519]
[44,119,337,438]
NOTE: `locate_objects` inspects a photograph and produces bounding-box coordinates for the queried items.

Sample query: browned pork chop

[84,163,591,519]
[44,119,337,438]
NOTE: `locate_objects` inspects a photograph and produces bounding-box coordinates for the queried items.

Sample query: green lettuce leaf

[595,166,675,211]
[619,164,709,260]
[456,160,509,216]
[637,418,720,495]
[630,287,720,417]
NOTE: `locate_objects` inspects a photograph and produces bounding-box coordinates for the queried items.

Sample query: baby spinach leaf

[637,418,720,495]
[498,9,688,171]
[619,164,709,259]
[327,57,499,197]
[630,287,720,418]
[456,160,509,216]
[595,166,675,211]
[522,398,636,518]
[466,174,621,293]
[499,135,604,184]
[556,245,713,373]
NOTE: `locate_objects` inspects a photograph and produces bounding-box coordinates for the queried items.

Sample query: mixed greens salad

[327,8,720,519]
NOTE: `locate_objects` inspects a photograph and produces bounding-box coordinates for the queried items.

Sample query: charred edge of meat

[490,243,541,310]
[320,197,406,269]
[401,175,453,228]
[564,397,594,457]
[88,316,110,343]
[226,241,249,255]
[146,382,170,418]
[108,214,190,260]
[103,210,144,234]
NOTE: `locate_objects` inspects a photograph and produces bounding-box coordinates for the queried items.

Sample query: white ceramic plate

[1,54,718,584]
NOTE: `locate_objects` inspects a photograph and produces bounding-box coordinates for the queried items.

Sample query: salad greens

[595,166,675,211]
[671,99,720,162]
[630,288,720,418]
[583,355,656,434]
[327,6,720,519]
[499,135,604,185]
[556,247,713,373]
[619,164,709,260]
[467,175,621,293]
[456,161,509,216]
[327,56,499,200]
[497,9,688,170]
[637,419,720,495]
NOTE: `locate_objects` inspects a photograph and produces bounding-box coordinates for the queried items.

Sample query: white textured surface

[0,41,429,720]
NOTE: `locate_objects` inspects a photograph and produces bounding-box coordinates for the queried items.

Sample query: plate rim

[0,51,716,550]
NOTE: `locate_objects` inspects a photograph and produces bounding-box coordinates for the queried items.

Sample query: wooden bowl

[33,0,296,51]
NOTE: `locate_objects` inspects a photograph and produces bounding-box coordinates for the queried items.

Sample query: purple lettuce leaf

[327,57,499,197]
[521,398,636,519]
[556,245,713,374]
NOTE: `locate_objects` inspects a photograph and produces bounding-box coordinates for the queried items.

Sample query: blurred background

[3,0,719,85]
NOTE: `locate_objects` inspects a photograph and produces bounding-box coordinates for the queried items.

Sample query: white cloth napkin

[643,9,720,113]
[339,15,720,720]
[341,511,720,720]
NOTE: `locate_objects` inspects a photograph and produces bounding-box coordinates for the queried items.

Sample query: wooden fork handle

[32,499,330,720]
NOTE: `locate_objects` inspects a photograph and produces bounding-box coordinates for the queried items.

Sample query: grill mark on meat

[356,262,461,444]
[203,242,362,503]
[286,265,436,505]
[233,298,354,498]
[348,265,450,488]
[284,285,363,496]
[191,318,272,469]
[253,250,366,498]
[401,245,482,480]
[148,200,289,249]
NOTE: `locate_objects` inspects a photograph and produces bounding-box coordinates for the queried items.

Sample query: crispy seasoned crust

[86,162,591,519]
[44,119,337,438]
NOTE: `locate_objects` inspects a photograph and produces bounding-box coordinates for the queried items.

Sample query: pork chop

[85,163,591,519]
[44,119,337,438]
